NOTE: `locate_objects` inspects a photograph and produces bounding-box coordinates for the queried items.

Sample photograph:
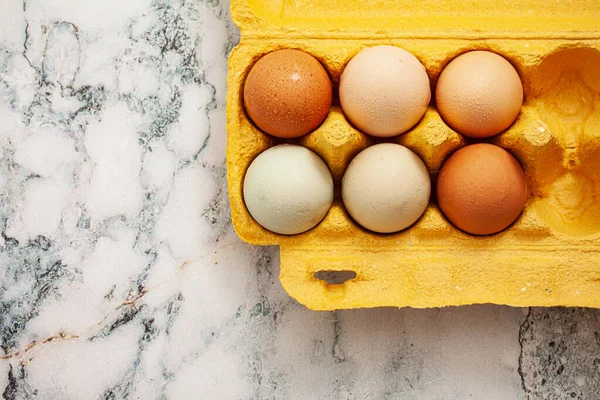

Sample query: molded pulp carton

[226,0,600,310]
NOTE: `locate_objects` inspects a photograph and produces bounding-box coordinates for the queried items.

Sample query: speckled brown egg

[437,143,527,235]
[436,51,523,138]
[243,49,332,139]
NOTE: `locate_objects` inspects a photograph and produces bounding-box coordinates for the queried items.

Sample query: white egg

[342,143,431,233]
[243,144,334,235]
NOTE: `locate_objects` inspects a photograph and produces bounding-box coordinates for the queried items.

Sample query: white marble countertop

[0,1,599,399]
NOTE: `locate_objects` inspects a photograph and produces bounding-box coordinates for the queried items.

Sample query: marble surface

[0,1,599,399]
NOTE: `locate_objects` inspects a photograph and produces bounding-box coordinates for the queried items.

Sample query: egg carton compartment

[226,0,600,310]
[496,47,600,238]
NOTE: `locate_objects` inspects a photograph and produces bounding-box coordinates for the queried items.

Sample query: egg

[436,143,527,235]
[339,46,431,137]
[243,144,334,235]
[342,143,431,233]
[243,49,332,139]
[436,51,523,138]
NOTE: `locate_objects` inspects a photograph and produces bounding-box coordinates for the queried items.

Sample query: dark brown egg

[437,143,527,235]
[243,49,332,139]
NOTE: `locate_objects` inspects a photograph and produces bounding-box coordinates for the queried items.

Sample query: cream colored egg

[243,144,334,235]
[342,143,431,233]
[339,46,431,137]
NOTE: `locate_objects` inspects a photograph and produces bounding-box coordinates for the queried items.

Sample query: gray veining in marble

[0,0,599,399]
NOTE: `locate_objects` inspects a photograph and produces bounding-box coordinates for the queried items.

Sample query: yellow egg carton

[226,0,600,310]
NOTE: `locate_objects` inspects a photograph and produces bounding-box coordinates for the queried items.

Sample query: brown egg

[436,51,523,138]
[243,49,332,139]
[437,143,527,235]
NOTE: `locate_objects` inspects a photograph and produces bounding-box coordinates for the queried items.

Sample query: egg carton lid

[231,0,600,40]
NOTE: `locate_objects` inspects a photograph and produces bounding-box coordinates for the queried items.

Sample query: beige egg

[342,143,431,233]
[436,51,523,138]
[339,46,431,137]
